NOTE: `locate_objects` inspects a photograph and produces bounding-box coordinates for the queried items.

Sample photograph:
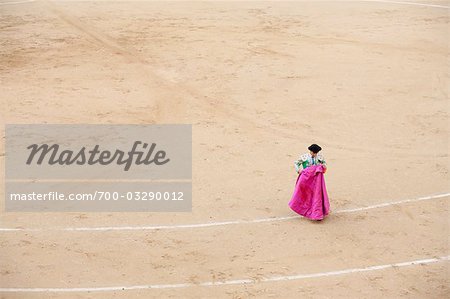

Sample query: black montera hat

[308,144,322,153]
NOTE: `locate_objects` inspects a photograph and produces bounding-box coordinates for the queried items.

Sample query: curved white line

[1,192,448,232]
[362,0,450,9]
[0,255,448,292]
[0,0,35,5]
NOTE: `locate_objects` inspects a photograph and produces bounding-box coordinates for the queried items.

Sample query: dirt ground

[0,0,449,298]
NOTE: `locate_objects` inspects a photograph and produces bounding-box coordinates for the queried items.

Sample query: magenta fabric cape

[288,164,330,220]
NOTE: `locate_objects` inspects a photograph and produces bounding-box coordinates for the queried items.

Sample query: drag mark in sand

[0,192,448,232]
[15,0,444,156]
[0,255,448,292]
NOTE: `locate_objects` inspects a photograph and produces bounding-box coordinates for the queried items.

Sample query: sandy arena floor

[0,0,449,298]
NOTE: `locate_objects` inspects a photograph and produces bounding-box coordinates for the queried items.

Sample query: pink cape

[288,164,330,220]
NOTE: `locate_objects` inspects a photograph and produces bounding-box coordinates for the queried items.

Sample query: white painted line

[334,192,450,213]
[0,192,448,232]
[0,255,448,292]
[362,0,450,9]
[0,0,35,5]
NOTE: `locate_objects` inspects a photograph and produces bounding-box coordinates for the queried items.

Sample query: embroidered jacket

[294,153,326,173]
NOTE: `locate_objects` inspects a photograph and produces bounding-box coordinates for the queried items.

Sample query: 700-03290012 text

[8,191,185,201]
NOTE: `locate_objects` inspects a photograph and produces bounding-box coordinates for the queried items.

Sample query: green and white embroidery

[294,153,326,172]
